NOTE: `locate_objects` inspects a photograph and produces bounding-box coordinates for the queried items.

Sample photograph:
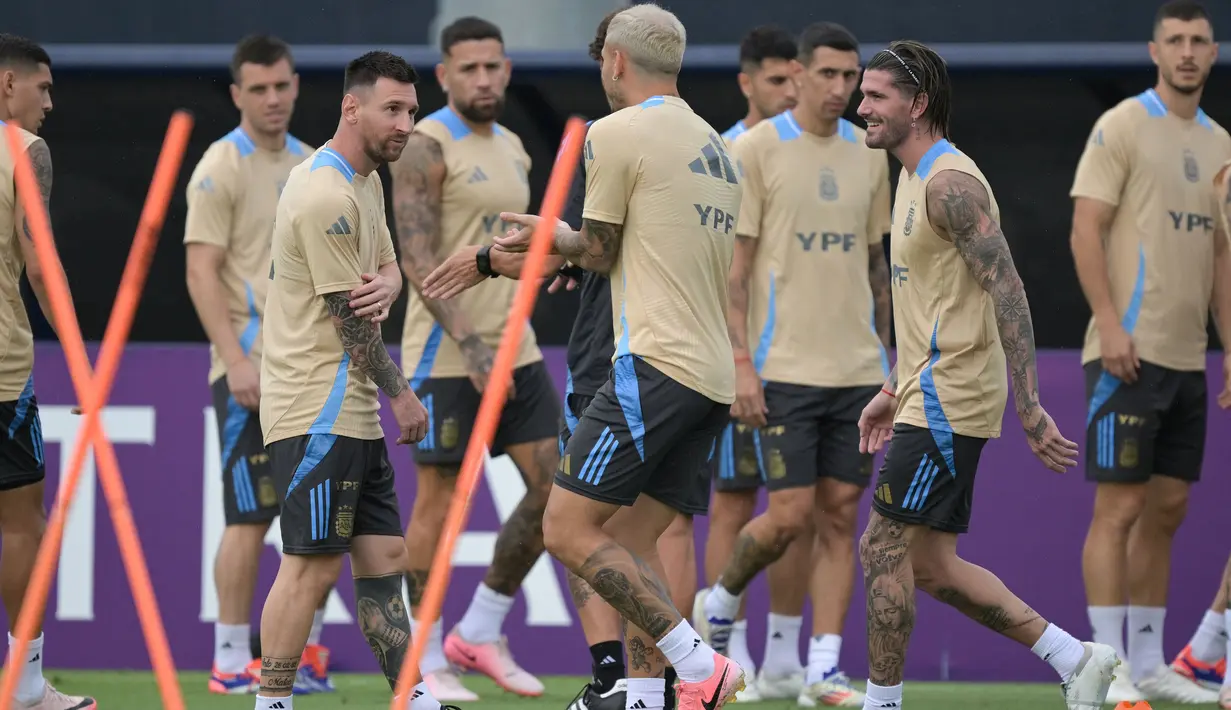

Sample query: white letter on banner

[44,405,157,621]
[448,453,571,627]
[199,407,352,624]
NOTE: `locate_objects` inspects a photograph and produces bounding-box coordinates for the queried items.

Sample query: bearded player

[391,16,558,700]
[183,34,341,696]
[0,32,96,710]
[854,40,1116,710]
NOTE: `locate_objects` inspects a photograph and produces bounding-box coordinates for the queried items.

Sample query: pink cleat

[674,654,745,710]
[15,683,96,710]
[1171,643,1226,691]
[443,629,544,697]
[208,659,260,695]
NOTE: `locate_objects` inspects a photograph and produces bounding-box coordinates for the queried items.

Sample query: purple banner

[0,344,1226,682]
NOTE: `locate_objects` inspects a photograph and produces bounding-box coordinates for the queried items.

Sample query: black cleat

[567,679,628,710]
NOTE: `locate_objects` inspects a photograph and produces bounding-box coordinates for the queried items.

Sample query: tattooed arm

[868,241,892,349]
[926,170,1042,430]
[389,133,491,373]
[322,293,408,398]
[727,235,758,356]
[14,139,72,336]
[552,219,623,274]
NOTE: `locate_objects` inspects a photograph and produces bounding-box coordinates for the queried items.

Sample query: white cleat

[692,588,735,657]
[1104,660,1146,705]
[1135,665,1221,704]
[798,671,864,707]
[734,680,762,702]
[756,669,803,700]
[1060,642,1118,710]
[423,668,480,702]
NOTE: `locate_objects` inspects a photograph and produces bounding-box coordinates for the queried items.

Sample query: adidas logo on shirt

[468,166,488,183]
[326,215,351,236]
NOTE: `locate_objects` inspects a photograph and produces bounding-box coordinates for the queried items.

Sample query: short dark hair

[798,22,860,64]
[1154,0,1212,30]
[343,51,418,93]
[230,34,293,84]
[865,40,952,140]
[0,34,51,71]
[738,25,797,72]
[440,16,504,56]
[589,10,622,63]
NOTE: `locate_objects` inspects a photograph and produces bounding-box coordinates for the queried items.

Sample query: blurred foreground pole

[432,0,630,50]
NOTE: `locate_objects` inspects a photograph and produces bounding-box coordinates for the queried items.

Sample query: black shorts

[211,378,278,525]
[559,392,593,456]
[555,355,729,516]
[268,434,403,555]
[413,361,561,468]
[1083,361,1206,483]
[711,421,762,493]
[756,382,878,492]
[870,423,988,534]
[0,381,45,491]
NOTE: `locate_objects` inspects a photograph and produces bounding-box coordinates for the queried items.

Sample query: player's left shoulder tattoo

[22,140,53,241]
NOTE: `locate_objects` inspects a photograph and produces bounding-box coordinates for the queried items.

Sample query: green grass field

[32,671,1200,709]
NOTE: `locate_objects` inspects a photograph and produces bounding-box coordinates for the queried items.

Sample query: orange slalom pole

[0,112,192,710]
[389,116,587,709]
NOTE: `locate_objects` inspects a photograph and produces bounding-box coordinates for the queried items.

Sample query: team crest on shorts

[767,449,787,479]
[737,447,758,477]
[1119,437,1139,468]
[441,417,459,450]
[386,594,407,622]
[1183,150,1200,183]
[335,505,355,538]
[903,202,916,236]
[819,167,839,201]
[257,477,277,508]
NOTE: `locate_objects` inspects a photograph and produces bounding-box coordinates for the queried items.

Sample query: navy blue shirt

[561,123,614,399]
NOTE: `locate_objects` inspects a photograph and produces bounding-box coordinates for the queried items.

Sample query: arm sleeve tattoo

[926,170,1041,429]
[554,218,623,274]
[23,140,53,242]
[323,292,408,398]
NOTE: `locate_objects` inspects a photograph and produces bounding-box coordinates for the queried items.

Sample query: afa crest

[335,505,355,539]
[441,417,459,450]
[737,447,758,477]
[767,449,787,479]
[1183,150,1200,183]
[903,202,917,236]
[257,477,277,508]
[819,167,839,201]
[1119,438,1139,469]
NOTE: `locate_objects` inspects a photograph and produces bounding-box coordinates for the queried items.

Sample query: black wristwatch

[558,263,584,280]
[476,244,499,278]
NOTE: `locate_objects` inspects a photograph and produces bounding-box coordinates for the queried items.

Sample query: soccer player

[701,26,810,700]
[389,16,558,701]
[1070,0,1230,703]
[493,5,746,710]
[183,34,338,696]
[253,51,439,710]
[853,40,1116,710]
[0,34,96,710]
[697,22,890,708]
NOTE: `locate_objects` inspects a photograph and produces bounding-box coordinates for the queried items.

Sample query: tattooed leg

[718,490,813,594]
[355,573,413,691]
[569,572,624,646]
[573,541,681,640]
[259,554,344,696]
[859,512,918,687]
[483,438,556,595]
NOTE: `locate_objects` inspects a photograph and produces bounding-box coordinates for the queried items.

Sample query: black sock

[664,667,677,710]
[590,641,625,693]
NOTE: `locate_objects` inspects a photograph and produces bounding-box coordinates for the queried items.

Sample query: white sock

[657,622,717,683]
[1128,606,1166,683]
[806,634,842,686]
[214,623,252,674]
[8,633,45,703]
[455,583,514,644]
[1030,623,1086,683]
[626,677,666,710]
[1188,609,1227,663]
[862,680,902,709]
[763,614,803,674]
[306,609,325,646]
[412,618,449,675]
[407,682,442,710]
[704,584,741,621]
[255,695,292,710]
[728,620,756,677]
[1086,606,1127,660]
